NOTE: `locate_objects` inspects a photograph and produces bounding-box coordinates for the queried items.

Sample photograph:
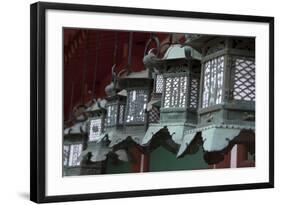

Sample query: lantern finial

[105,64,119,97]
[143,34,161,70]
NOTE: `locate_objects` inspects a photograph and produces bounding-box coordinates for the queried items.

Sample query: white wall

[0,0,279,204]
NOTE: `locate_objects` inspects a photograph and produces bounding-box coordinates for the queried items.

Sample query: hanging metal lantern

[106,67,153,148]
[142,41,202,152]
[104,65,126,129]
[144,35,162,126]
[177,35,255,164]
[63,112,87,176]
[100,65,133,161]
[86,99,107,142]
[75,99,113,167]
[79,86,131,167]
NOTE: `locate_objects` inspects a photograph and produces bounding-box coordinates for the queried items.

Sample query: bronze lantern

[142,41,202,153]
[177,35,255,164]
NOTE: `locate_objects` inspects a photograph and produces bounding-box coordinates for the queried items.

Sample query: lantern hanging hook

[111,64,117,88]
[144,33,160,57]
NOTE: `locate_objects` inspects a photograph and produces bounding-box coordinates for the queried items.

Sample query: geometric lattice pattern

[155,74,164,93]
[232,57,255,101]
[202,56,224,108]
[63,145,69,166]
[149,106,160,123]
[118,104,125,124]
[68,144,82,167]
[189,78,199,108]
[126,90,148,123]
[106,104,118,127]
[89,119,102,141]
[164,76,188,108]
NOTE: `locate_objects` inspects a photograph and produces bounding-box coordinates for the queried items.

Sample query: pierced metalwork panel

[126,90,148,123]
[149,106,160,123]
[202,56,224,108]
[63,145,69,166]
[106,104,118,126]
[155,74,164,93]
[119,104,125,124]
[68,144,82,167]
[89,119,102,141]
[190,78,199,108]
[164,76,188,108]
[232,57,255,101]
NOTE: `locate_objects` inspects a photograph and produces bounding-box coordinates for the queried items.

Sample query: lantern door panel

[202,56,224,108]
[89,119,102,141]
[125,90,148,124]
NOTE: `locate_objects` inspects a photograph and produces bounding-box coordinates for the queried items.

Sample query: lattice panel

[164,76,188,108]
[126,90,148,123]
[118,104,125,124]
[68,144,82,166]
[106,104,118,126]
[89,119,102,141]
[63,145,69,166]
[149,106,160,123]
[202,56,224,108]
[155,74,164,93]
[179,76,188,107]
[190,78,199,108]
[164,78,172,108]
[171,77,179,107]
[232,57,255,101]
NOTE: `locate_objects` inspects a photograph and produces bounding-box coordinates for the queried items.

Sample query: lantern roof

[184,35,216,53]
[64,121,87,135]
[147,98,161,111]
[185,35,255,53]
[78,135,130,162]
[118,69,153,89]
[142,123,193,146]
[119,69,150,79]
[176,124,255,158]
[85,99,107,113]
[85,143,111,162]
[162,44,202,61]
[102,130,145,148]
[75,113,87,122]
[117,89,127,97]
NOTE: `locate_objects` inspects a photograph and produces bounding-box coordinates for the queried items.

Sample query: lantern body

[142,44,202,149]
[63,121,87,176]
[177,36,256,164]
[150,44,201,125]
[77,100,108,174]
[115,70,153,145]
[160,63,200,124]
[193,36,255,128]
[88,111,105,142]
[125,89,149,125]
[105,96,126,128]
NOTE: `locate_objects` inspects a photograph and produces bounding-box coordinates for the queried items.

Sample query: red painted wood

[212,151,231,169]
[131,147,142,172]
[64,29,170,123]
[237,144,255,168]
[238,160,255,167]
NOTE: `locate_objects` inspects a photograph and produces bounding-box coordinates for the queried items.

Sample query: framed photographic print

[30,1,274,203]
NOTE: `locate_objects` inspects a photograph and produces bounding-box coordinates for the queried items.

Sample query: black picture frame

[30,1,274,203]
